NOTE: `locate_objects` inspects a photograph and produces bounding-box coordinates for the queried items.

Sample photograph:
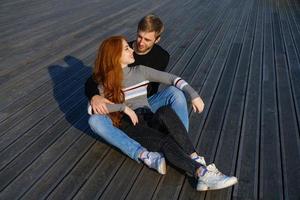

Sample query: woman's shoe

[142,152,167,175]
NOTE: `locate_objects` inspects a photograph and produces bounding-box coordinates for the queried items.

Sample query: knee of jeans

[88,114,109,130]
[167,86,186,104]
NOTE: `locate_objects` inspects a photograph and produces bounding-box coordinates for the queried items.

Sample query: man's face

[136,31,159,54]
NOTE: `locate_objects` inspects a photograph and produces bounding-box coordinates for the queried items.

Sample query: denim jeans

[120,106,201,176]
[88,86,189,162]
[148,86,189,131]
[88,114,145,162]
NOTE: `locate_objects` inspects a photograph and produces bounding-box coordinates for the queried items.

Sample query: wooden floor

[1,0,300,199]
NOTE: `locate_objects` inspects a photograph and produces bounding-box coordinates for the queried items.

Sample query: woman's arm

[105,104,126,113]
[140,66,205,113]
[139,66,199,100]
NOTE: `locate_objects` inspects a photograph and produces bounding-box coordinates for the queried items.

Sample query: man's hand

[192,97,205,113]
[124,106,138,125]
[90,95,113,114]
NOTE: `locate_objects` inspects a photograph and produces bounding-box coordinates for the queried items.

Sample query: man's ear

[155,36,161,44]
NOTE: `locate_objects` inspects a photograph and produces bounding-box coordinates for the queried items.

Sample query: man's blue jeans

[88,86,188,162]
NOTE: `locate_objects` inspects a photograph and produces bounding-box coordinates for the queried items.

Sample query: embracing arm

[85,76,99,101]
[85,76,138,124]
[85,76,117,114]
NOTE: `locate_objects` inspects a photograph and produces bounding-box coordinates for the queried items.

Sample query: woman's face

[120,40,135,67]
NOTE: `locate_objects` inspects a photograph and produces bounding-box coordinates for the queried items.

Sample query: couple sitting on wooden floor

[85,14,237,191]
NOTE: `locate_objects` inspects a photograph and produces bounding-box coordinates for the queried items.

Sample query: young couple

[85,15,237,191]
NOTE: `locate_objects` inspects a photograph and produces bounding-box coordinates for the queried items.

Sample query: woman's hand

[124,106,139,125]
[192,97,205,113]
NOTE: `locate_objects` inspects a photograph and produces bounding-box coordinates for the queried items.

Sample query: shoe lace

[207,164,224,176]
[193,155,206,165]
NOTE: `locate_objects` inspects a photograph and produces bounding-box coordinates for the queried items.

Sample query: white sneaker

[142,152,166,175]
[193,155,207,166]
[197,164,238,191]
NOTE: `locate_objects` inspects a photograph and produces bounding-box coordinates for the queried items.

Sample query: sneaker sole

[207,178,238,191]
[197,184,209,191]
[158,157,166,175]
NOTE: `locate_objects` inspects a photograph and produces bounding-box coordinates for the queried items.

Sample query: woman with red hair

[88,35,238,191]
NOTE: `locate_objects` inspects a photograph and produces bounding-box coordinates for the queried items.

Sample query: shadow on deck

[0,0,299,199]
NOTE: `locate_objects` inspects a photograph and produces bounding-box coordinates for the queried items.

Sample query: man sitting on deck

[85,14,206,173]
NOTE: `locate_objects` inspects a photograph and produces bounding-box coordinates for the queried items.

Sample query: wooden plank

[0,0,112,40]
[0,126,91,199]
[1,0,299,199]
[152,1,233,199]
[259,0,283,198]
[20,135,109,199]
[98,158,144,200]
[0,87,86,154]
[123,169,162,200]
[0,2,141,109]
[0,100,87,191]
[233,0,263,199]
[286,0,300,32]
[274,0,300,199]
[169,0,229,76]
[0,0,134,74]
[154,1,241,199]
[1,0,157,145]
[284,0,300,128]
[0,97,86,175]
[0,57,91,132]
[162,0,213,61]
[179,0,252,198]
[205,1,254,199]
[70,149,127,200]
[0,17,137,153]
[0,21,135,120]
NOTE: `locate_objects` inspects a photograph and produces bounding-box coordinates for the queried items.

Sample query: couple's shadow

[48,55,101,140]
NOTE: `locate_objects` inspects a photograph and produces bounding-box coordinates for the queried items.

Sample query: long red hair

[93,36,126,126]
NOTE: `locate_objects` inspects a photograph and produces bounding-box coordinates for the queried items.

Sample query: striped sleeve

[139,65,200,100]
[174,77,188,90]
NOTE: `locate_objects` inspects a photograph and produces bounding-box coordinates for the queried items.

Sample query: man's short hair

[137,14,164,38]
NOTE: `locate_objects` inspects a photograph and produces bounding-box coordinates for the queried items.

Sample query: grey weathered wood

[233,0,263,199]
[152,1,232,199]
[205,1,255,199]
[0,0,299,199]
[273,0,300,199]
[179,0,252,198]
[259,0,284,199]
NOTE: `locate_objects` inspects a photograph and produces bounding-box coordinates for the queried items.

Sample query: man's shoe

[197,164,238,191]
[142,152,166,175]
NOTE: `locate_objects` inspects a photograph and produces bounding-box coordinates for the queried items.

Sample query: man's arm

[85,76,113,114]
[85,76,100,101]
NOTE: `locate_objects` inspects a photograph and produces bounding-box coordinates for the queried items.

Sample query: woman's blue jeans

[88,86,189,162]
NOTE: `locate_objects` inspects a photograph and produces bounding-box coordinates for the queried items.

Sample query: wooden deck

[0,0,300,199]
